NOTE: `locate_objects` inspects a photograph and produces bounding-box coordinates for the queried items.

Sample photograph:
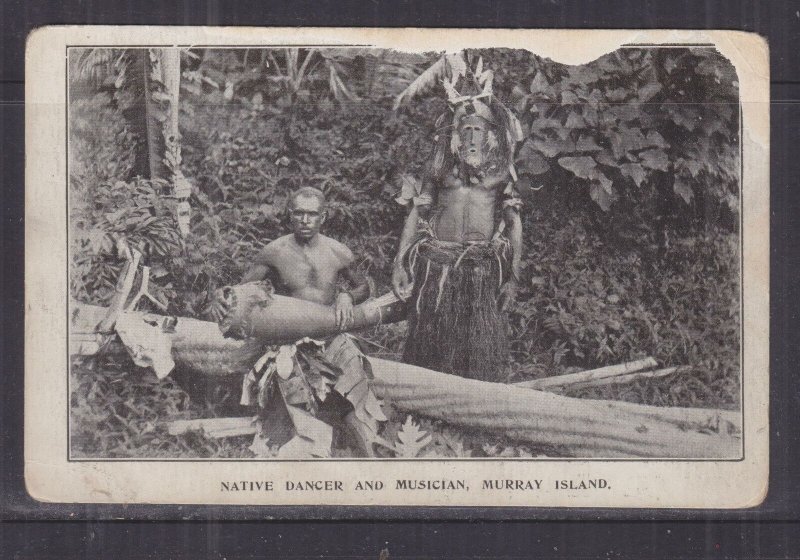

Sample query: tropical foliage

[69,46,741,458]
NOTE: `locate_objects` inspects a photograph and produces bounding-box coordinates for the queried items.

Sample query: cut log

[168,417,257,438]
[514,357,658,390]
[565,366,691,391]
[71,301,742,458]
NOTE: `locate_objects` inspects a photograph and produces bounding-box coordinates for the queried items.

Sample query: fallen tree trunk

[71,301,741,458]
[370,358,739,459]
[513,357,658,390]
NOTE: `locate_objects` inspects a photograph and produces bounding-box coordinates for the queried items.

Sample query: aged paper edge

[24,27,769,508]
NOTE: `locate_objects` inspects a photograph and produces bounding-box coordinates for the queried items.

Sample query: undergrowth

[68,52,741,458]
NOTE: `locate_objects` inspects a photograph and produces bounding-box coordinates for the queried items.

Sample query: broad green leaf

[559,155,614,211]
[529,72,551,95]
[512,85,529,113]
[576,135,603,152]
[275,344,296,379]
[561,90,579,105]
[325,335,386,430]
[558,156,597,179]
[638,149,669,172]
[589,181,613,212]
[554,125,573,141]
[609,128,649,159]
[430,428,471,457]
[725,192,739,213]
[608,103,642,123]
[667,106,700,131]
[638,82,661,102]
[597,171,613,194]
[676,157,704,178]
[258,203,275,217]
[276,407,333,458]
[673,178,694,205]
[280,374,314,407]
[564,111,585,129]
[619,163,647,188]
[664,55,679,74]
[586,88,603,109]
[582,107,599,126]
[531,134,567,159]
[645,130,669,149]
[530,117,562,130]
[516,139,550,175]
[594,150,617,167]
[302,355,336,402]
[711,102,734,121]
[606,87,628,102]
[395,416,432,458]
[394,174,421,206]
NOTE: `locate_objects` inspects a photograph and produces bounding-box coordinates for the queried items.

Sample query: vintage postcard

[25,27,768,508]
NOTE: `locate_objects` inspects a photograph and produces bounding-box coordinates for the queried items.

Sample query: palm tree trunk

[159,48,182,182]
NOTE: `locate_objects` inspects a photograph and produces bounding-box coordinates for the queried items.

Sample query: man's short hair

[287,187,326,209]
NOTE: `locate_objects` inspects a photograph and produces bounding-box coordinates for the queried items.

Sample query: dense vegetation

[69,47,741,458]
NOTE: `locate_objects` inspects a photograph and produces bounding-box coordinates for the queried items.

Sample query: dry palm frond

[393,52,467,110]
[72,48,122,87]
[328,62,359,102]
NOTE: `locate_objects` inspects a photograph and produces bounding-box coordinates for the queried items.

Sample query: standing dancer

[392,58,524,380]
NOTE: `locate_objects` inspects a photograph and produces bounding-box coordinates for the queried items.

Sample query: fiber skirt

[402,237,511,381]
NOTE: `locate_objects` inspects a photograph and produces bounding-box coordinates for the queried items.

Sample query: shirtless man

[238,187,383,457]
[242,186,370,327]
[391,71,524,380]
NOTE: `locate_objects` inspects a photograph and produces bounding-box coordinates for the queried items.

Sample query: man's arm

[501,179,523,282]
[392,195,433,300]
[241,249,280,284]
[340,262,371,305]
[499,205,522,311]
[504,206,522,282]
[208,250,278,323]
[333,253,370,331]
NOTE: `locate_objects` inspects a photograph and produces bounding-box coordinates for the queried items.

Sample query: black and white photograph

[25,27,769,507]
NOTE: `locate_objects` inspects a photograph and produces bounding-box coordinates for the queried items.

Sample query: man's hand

[392,265,412,301]
[498,278,518,312]
[207,291,231,324]
[335,292,355,331]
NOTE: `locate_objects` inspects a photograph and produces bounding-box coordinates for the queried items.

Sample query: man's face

[289,194,326,242]
[457,114,491,169]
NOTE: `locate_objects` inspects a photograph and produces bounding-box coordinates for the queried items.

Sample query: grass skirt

[401,236,511,381]
[242,334,386,457]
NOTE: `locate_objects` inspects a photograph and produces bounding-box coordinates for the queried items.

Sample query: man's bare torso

[256,234,353,306]
[430,168,508,243]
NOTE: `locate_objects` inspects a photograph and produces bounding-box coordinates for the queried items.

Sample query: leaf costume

[218,281,387,457]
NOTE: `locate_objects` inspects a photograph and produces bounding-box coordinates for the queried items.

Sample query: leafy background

[69,47,741,458]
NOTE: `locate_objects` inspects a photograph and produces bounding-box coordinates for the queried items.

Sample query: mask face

[456,114,491,169]
[289,194,326,242]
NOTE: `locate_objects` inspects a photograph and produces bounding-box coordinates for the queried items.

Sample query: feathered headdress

[442,56,493,110]
[429,55,524,180]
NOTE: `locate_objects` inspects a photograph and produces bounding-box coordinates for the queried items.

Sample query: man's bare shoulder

[259,234,295,262]
[319,235,355,266]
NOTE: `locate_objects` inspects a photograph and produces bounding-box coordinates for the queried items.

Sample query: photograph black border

[2,2,799,557]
